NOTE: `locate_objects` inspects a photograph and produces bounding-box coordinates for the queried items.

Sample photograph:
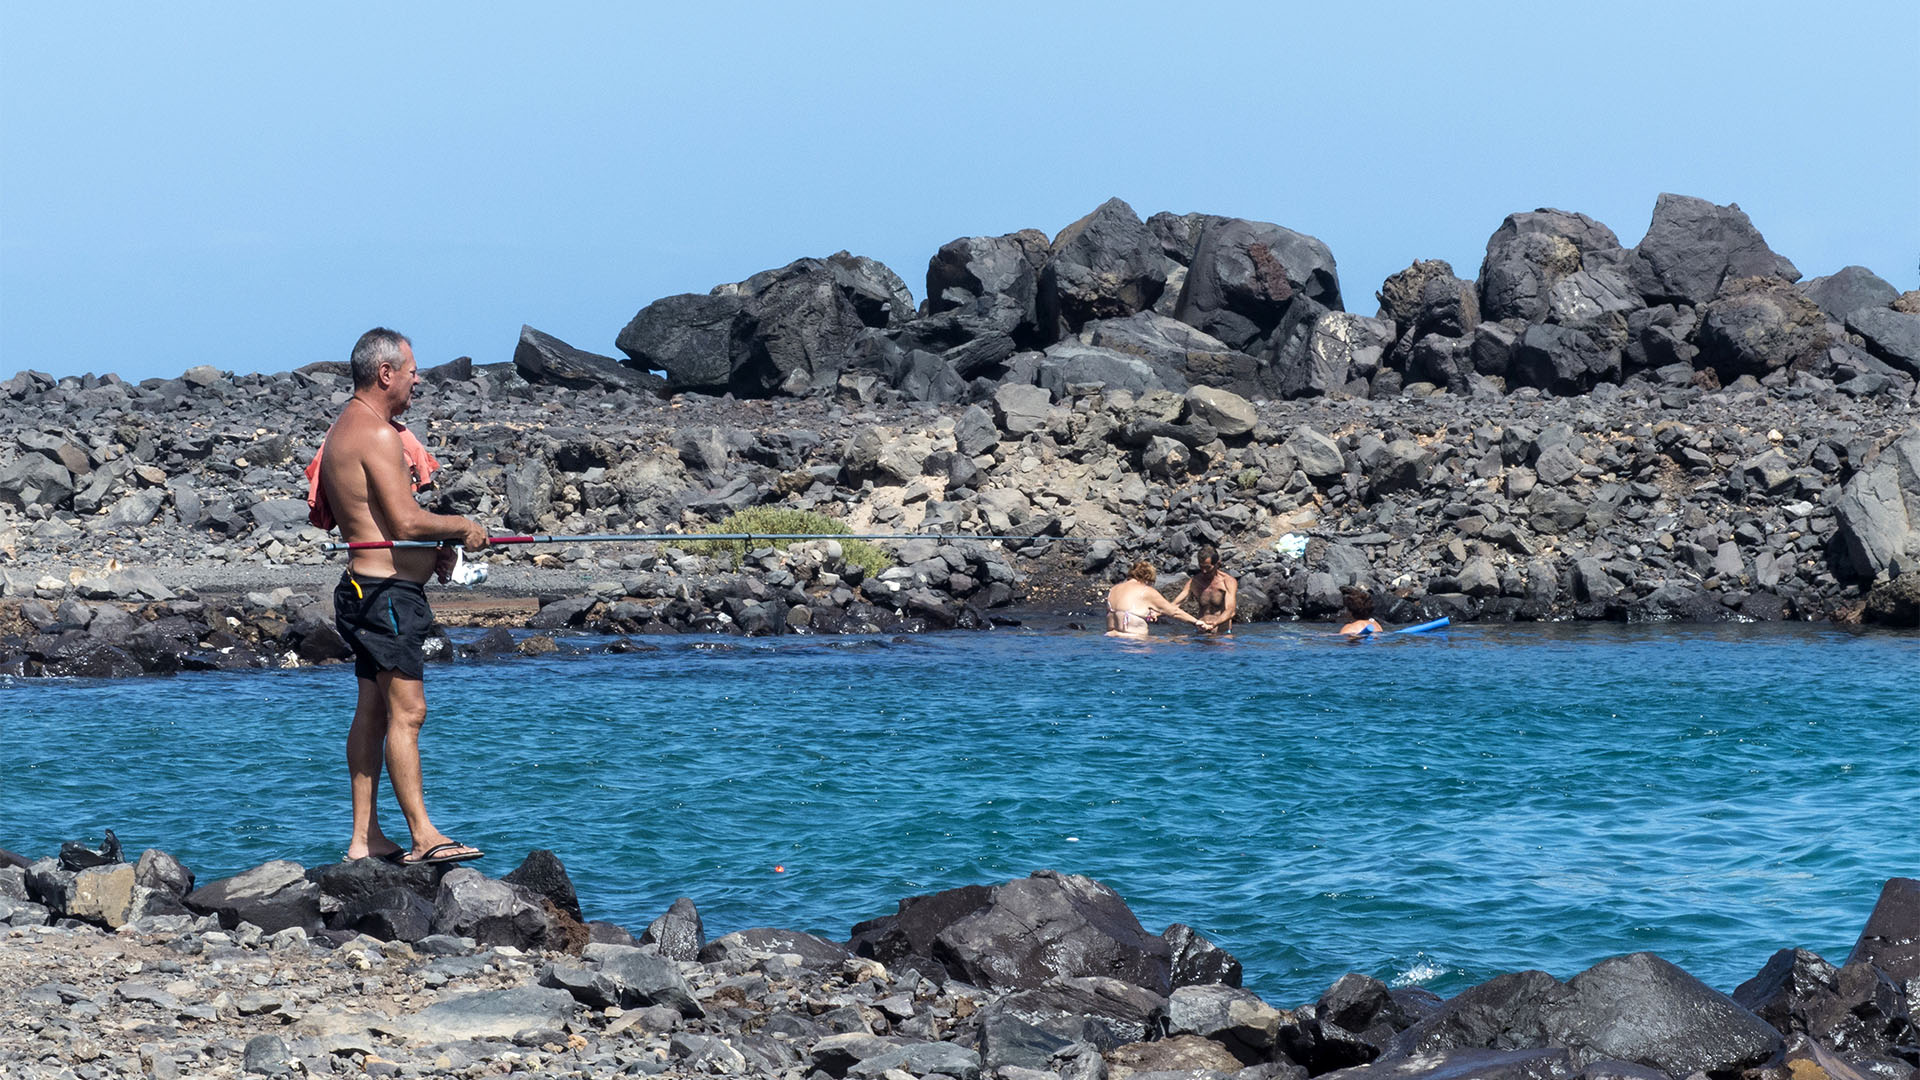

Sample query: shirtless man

[1171,545,1237,634]
[321,328,490,865]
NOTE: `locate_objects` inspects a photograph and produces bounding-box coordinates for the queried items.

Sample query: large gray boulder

[1803,265,1899,320]
[1176,217,1341,350]
[183,860,324,934]
[1037,342,1184,401]
[1696,276,1832,379]
[1080,311,1260,395]
[1845,307,1920,377]
[976,975,1167,1050]
[542,942,703,1017]
[1477,208,1628,323]
[388,985,579,1044]
[1274,309,1393,398]
[1628,192,1800,306]
[1511,323,1620,395]
[429,867,559,949]
[615,293,748,394]
[718,257,883,395]
[641,896,706,962]
[697,927,850,970]
[924,230,1051,343]
[929,870,1173,994]
[0,454,75,511]
[1835,426,1920,579]
[847,883,994,966]
[1539,952,1784,1075]
[514,325,660,394]
[1846,877,1920,995]
[1039,197,1166,336]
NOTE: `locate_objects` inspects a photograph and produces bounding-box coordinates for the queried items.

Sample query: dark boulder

[1036,342,1185,401]
[1511,324,1620,394]
[1478,208,1628,323]
[513,326,661,395]
[551,942,704,1017]
[340,887,434,942]
[615,293,748,394]
[1733,947,1915,1066]
[929,870,1173,994]
[641,896,705,961]
[1834,426,1920,580]
[133,849,193,898]
[1537,952,1784,1075]
[1081,312,1261,396]
[847,882,993,965]
[1322,1047,1576,1079]
[697,927,850,970]
[307,855,443,908]
[1388,969,1571,1060]
[1696,276,1831,380]
[825,251,915,330]
[183,860,324,934]
[1845,307,1920,377]
[975,975,1166,1050]
[502,849,582,923]
[1380,261,1478,362]
[0,454,75,512]
[1847,877,1920,994]
[723,257,882,395]
[1275,309,1393,398]
[1629,192,1800,306]
[1039,197,1166,336]
[1804,265,1899,320]
[1177,217,1341,350]
[429,866,561,949]
[924,230,1051,343]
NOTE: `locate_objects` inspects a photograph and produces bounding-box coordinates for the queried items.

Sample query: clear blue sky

[4,2,1915,382]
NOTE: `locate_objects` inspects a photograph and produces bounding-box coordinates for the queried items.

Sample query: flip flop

[402,841,484,866]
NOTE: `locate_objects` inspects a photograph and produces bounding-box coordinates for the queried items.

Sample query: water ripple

[3,622,1915,1003]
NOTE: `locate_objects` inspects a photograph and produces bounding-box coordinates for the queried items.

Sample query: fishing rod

[320,531,1123,552]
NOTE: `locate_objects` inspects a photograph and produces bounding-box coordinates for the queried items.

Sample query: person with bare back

[314,328,490,865]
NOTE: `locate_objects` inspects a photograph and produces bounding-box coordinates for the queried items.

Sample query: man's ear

[375,361,395,389]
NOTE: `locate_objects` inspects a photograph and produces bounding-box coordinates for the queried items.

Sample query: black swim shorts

[332,572,434,680]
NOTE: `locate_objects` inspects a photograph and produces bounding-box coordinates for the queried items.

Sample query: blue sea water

[3,622,1915,1006]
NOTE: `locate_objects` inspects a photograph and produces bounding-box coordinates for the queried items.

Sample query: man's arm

[364,427,488,547]
[1218,575,1238,624]
[1169,580,1192,608]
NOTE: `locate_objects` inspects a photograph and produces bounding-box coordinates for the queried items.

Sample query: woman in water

[1338,585,1385,636]
[1107,560,1210,638]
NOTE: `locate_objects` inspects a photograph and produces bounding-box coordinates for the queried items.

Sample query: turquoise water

[4,623,1915,1005]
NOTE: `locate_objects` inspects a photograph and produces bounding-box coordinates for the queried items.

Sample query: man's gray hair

[349,327,412,389]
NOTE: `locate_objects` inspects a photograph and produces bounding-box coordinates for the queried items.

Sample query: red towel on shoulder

[305,420,440,531]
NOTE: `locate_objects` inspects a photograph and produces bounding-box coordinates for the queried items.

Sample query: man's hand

[461,521,490,549]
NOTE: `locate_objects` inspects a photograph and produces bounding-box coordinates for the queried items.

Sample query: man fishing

[314,327,490,865]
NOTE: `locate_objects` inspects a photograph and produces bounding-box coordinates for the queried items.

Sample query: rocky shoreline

[1,839,1913,1080]
[6,190,1920,679]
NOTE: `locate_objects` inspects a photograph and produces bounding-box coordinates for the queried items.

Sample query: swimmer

[1338,585,1386,636]
[1107,560,1210,638]
[1170,545,1237,635]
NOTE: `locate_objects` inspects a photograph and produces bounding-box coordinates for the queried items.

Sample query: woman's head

[1341,586,1373,619]
[1128,560,1157,584]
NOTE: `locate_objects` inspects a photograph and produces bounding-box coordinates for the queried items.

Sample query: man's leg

[345,676,402,860]
[379,671,475,860]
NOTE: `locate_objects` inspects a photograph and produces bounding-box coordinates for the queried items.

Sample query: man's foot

[344,839,406,863]
[401,840,484,866]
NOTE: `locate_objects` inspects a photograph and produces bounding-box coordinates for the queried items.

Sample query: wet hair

[1128,560,1157,584]
[1197,545,1220,569]
[349,327,412,389]
[1341,586,1374,619]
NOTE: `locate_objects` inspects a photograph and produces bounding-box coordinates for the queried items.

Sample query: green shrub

[687,507,895,577]
[1236,467,1261,490]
